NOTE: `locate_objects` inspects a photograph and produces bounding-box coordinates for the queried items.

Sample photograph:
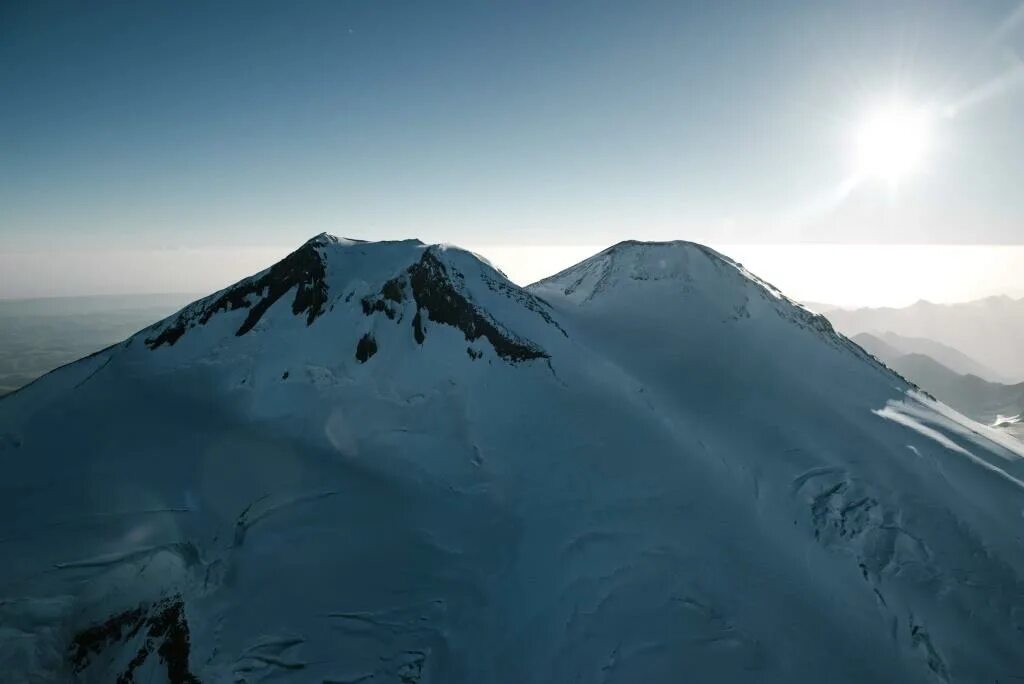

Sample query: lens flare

[852,103,932,183]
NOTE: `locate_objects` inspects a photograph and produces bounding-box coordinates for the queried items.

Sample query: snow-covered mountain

[2,235,1024,683]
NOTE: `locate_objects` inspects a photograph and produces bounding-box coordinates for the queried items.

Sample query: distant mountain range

[857,330,1004,381]
[853,332,1024,431]
[814,296,1024,384]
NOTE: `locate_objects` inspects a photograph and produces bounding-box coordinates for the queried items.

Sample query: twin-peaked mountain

[2,235,1023,683]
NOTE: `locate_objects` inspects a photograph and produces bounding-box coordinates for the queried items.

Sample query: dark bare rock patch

[146,235,333,349]
[356,333,378,363]
[363,250,551,362]
[70,595,199,683]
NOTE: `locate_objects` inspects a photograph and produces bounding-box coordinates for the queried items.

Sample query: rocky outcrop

[70,596,199,683]
[145,236,332,349]
[362,250,549,362]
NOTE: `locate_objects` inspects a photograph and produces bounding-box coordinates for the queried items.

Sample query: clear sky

[2,1,1024,301]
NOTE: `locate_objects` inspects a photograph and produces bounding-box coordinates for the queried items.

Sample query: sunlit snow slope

[2,235,1023,683]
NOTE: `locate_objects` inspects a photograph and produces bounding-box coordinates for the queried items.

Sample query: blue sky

[2,1,1024,298]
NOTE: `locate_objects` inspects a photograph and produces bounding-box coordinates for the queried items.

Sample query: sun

[852,102,932,184]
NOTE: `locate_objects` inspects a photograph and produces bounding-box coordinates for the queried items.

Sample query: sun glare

[852,102,932,184]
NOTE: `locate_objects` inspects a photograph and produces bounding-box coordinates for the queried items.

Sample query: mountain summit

[141,234,559,364]
[2,236,1024,682]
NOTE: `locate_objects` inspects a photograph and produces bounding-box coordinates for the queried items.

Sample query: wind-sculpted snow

[2,236,1024,682]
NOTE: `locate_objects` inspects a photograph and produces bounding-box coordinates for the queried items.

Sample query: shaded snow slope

[2,237,1024,683]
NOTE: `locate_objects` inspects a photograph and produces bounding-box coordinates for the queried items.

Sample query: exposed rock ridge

[362,249,550,362]
[70,595,199,683]
[145,236,333,349]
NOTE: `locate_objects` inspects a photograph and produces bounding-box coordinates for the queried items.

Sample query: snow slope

[2,235,1024,683]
